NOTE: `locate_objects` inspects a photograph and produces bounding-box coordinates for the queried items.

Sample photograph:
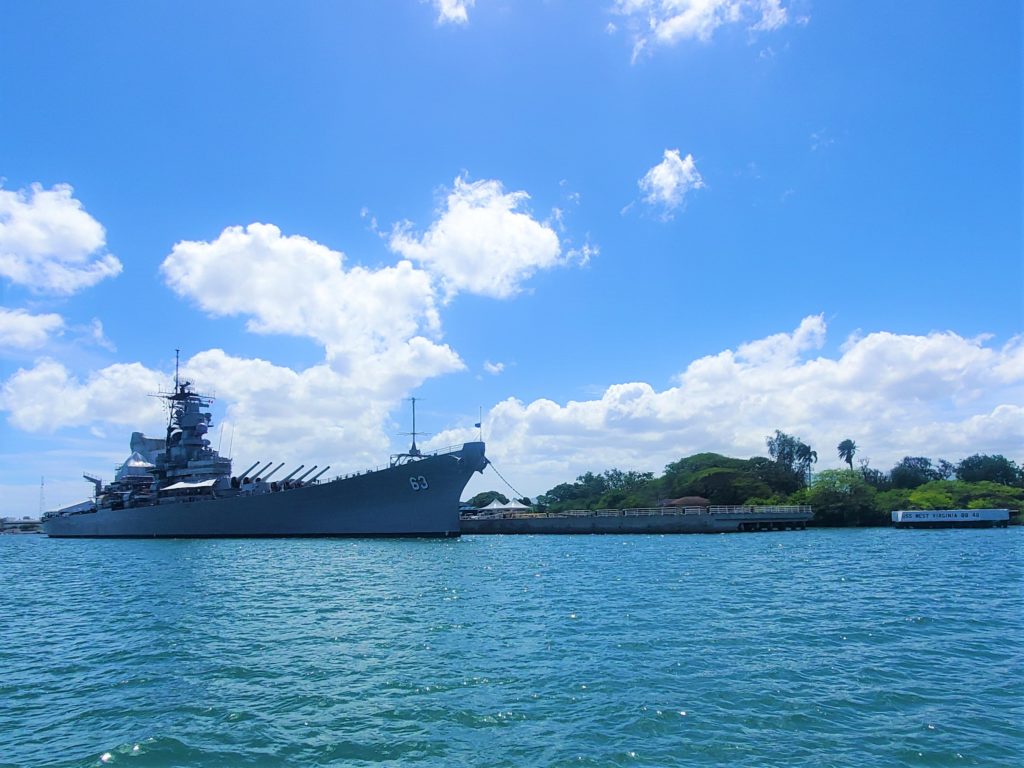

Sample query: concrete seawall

[461,506,813,535]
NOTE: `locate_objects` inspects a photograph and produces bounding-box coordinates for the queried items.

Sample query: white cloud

[0,358,166,432]
[566,242,599,264]
[434,0,474,25]
[638,149,704,218]
[389,176,573,299]
[484,360,505,375]
[0,350,434,476]
[435,317,1024,496]
[0,182,122,294]
[614,0,794,60]
[2,219,482,477]
[161,222,461,380]
[0,307,65,349]
[750,0,788,32]
[181,349,400,467]
[89,318,116,352]
[811,129,835,151]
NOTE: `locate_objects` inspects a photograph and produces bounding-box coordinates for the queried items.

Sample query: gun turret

[308,466,331,483]
[295,465,318,483]
[261,462,285,482]
[252,461,273,480]
[281,465,304,483]
[238,461,261,481]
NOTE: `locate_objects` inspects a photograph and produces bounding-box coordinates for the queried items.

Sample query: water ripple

[1,529,1021,767]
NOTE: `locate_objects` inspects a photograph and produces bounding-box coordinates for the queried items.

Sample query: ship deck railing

[334,444,471,482]
[464,505,814,520]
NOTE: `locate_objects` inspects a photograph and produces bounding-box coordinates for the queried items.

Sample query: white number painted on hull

[409,475,429,491]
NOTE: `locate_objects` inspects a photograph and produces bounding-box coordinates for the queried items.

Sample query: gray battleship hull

[44,442,486,538]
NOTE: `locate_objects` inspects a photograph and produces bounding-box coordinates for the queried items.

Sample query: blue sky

[1,1,1021,513]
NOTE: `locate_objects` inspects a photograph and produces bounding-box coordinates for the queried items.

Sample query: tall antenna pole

[174,348,180,391]
[410,396,419,455]
[400,397,428,457]
[39,476,45,516]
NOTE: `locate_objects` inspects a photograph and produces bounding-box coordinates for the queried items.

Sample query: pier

[461,505,813,535]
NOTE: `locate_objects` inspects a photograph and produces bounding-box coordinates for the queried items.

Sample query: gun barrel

[261,462,285,481]
[281,464,304,482]
[238,461,261,480]
[295,465,318,483]
[308,466,331,483]
[253,461,273,479]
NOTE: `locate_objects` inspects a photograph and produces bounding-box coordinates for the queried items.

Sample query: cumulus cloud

[1,216,511,477]
[390,176,573,300]
[434,0,474,25]
[182,349,400,467]
[638,149,704,218]
[484,360,505,375]
[0,358,166,432]
[0,307,65,349]
[0,182,122,294]
[0,350,427,475]
[434,317,1024,496]
[615,0,793,60]
[161,222,461,380]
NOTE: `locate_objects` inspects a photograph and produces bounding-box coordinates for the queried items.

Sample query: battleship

[43,357,487,538]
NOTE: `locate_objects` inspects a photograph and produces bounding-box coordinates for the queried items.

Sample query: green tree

[748,456,803,495]
[956,454,1023,486]
[875,488,913,514]
[602,468,655,492]
[806,469,884,526]
[858,461,889,490]
[658,453,773,505]
[837,439,857,469]
[889,456,940,489]
[908,485,954,509]
[766,430,817,488]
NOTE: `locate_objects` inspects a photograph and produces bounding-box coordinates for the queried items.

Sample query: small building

[892,509,1010,529]
[659,496,711,508]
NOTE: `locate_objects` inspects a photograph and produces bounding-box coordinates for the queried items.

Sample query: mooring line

[487,460,527,502]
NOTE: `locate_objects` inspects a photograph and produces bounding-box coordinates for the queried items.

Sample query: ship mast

[405,396,422,457]
[165,348,179,452]
[393,396,431,464]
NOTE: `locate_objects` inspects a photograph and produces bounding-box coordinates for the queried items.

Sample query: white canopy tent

[478,498,531,512]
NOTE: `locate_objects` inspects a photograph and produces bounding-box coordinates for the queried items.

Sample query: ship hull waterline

[44,442,486,539]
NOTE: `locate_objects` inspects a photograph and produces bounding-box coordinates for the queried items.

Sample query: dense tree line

[469,433,1023,526]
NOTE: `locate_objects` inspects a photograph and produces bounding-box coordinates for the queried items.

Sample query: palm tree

[837,439,857,470]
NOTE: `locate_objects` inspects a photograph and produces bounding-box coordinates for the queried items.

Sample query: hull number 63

[409,476,429,491]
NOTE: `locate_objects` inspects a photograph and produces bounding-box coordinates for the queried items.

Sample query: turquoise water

[2,529,1021,767]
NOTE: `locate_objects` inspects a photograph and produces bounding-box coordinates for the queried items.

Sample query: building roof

[660,496,711,507]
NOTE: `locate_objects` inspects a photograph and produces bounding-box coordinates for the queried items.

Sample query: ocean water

[1,529,1021,768]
